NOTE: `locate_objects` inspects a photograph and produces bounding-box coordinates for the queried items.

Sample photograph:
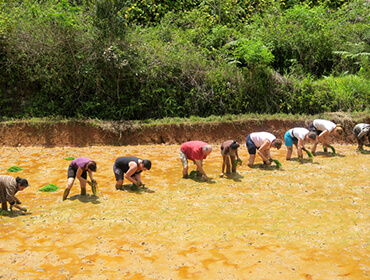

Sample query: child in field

[220,140,241,176]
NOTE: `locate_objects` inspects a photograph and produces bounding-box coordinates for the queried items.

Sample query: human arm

[124,162,141,186]
[76,167,88,183]
[194,159,208,180]
[318,130,330,146]
[257,140,272,164]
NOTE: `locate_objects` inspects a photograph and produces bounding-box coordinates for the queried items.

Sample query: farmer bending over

[285,127,316,161]
[0,175,29,213]
[114,157,151,190]
[180,141,212,181]
[353,123,370,151]
[246,132,282,167]
[63,157,97,200]
[308,119,343,154]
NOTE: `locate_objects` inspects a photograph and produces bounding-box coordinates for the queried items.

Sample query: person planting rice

[0,175,29,213]
[220,140,241,176]
[180,141,212,181]
[308,119,343,155]
[62,157,97,201]
[284,127,316,161]
[246,132,282,167]
[114,157,151,190]
[353,123,370,151]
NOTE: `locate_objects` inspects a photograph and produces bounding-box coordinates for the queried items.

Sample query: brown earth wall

[1,117,369,147]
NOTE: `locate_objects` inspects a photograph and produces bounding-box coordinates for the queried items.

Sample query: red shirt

[180,141,208,161]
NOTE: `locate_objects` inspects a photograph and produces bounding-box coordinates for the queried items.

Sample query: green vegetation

[64,157,75,161]
[7,166,23,172]
[0,0,369,120]
[39,184,60,192]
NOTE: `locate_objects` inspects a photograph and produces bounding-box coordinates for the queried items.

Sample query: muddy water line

[0,144,369,279]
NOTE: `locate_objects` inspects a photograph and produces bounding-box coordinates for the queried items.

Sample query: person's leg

[357,138,364,151]
[114,164,124,190]
[225,155,231,173]
[246,135,256,167]
[63,177,75,200]
[80,171,87,195]
[180,150,189,178]
[230,155,236,173]
[248,154,255,167]
[285,131,293,160]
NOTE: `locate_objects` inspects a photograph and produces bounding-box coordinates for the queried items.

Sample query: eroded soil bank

[0,144,369,279]
[0,114,369,147]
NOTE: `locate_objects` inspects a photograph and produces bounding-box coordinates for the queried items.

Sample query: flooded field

[0,144,369,279]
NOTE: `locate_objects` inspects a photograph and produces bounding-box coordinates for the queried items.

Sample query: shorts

[309,122,322,135]
[246,135,258,155]
[179,149,188,167]
[284,131,298,147]
[113,164,124,181]
[67,166,87,180]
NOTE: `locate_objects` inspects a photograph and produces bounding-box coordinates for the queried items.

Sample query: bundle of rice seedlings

[7,166,23,172]
[324,145,337,155]
[64,157,75,161]
[233,159,243,168]
[302,148,313,158]
[269,159,282,168]
[39,184,59,192]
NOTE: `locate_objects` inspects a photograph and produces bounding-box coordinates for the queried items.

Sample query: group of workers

[0,119,369,213]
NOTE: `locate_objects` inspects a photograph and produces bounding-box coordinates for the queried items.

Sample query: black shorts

[67,166,87,180]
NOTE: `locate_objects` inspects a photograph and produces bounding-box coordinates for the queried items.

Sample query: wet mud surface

[0,144,369,279]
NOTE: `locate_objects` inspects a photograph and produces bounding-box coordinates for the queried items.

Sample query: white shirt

[289,127,309,140]
[250,132,276,147]
[313,119,336,133]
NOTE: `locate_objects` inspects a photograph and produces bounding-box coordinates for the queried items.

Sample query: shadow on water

[222,173,244,182]
[314,151,346,158]
[359,150,370,154]
[253,164,283,171]
[69,194,101,204]
[0,210,32,218]
[118,184,155,194]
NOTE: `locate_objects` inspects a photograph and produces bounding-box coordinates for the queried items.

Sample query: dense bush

[0,0,369,120]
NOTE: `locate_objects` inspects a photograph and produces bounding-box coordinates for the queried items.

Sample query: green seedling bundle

[7,166,23,172]
[39,184,59,192]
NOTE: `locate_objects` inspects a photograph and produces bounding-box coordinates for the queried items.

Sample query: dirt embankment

[0,115,369,147]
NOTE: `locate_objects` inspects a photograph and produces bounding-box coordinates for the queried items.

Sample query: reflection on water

[0,144,369,279]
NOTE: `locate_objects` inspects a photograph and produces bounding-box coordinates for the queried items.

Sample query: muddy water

[0,144,369,279]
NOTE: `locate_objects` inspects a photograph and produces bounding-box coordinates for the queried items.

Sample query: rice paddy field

[0,144,369,279]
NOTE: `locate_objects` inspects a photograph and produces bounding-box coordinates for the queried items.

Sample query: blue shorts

[246,135,257,155]
[284,131,298,147]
